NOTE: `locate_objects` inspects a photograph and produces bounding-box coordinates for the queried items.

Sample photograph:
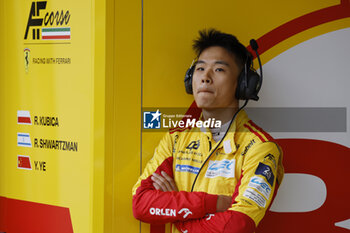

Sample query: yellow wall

[0,0,106,232]
[109,0,142,232]
[1,0,349,233]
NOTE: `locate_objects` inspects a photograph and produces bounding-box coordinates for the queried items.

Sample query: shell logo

[258,139,350,233]
[245,1,350,232]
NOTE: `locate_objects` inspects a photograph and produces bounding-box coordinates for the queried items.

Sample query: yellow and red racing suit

[132,110,284,233]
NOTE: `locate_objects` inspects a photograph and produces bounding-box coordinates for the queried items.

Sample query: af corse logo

[143,109,161,129]
[264,153,277,169]
[24,1,71,40]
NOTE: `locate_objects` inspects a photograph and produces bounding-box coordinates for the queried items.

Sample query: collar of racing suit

[196,109,249,155]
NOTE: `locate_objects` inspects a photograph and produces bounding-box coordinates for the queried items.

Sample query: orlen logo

[178,208,193,219]
[149,207,192,219]
[149,208,176,217]
[24,1,71,40]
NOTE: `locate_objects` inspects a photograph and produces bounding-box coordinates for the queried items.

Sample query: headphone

[184,39,263,101]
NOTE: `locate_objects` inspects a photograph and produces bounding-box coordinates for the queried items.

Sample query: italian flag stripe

[42,27,71,40]
[42,27,70,32]
[42,35,70,40]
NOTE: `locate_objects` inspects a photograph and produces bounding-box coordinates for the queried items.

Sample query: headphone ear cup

[184,66,195,94]
[235,69,261,100]
[245,70,261,101]
[235,71,246,100]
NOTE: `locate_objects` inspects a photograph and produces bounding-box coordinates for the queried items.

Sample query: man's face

[193,46,240,109]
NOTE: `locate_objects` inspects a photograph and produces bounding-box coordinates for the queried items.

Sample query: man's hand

[216,195,232,212]
[151,171,179,192]
[151,171,231,212]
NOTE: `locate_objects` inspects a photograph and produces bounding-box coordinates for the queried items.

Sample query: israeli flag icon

[143,110,161,129]
[17,133,32,147]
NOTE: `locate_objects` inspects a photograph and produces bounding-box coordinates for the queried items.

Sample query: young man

[132,29,284,233]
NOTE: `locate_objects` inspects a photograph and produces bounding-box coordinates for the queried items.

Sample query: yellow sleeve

[230,141,284,226]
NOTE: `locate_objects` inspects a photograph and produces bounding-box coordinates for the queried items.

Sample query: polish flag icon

[17,110,32,125]
[17,155,32,170]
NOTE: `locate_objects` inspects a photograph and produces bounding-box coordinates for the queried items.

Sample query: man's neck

[202,106,238,126]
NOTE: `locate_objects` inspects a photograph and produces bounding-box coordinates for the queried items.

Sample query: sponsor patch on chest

[175,164,200,174]
[205,159,235,178]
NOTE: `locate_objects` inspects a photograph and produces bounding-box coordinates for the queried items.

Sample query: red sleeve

[132,133,218,224]
[174,210,255,233]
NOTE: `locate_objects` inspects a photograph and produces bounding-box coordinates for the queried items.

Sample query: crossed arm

[132,156,256,233]
[132,155,233,224]
[151,171,232,213]
[132,133,282,233]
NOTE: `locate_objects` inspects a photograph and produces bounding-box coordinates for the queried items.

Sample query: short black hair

[192,28,250,69]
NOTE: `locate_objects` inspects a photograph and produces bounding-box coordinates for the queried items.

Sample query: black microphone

[249,39,263,93]
[250,39,259,51]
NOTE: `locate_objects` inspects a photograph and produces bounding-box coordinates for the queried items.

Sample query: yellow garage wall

[110,0,142,232]
[0,0,106,232]
[1,0,349,233]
